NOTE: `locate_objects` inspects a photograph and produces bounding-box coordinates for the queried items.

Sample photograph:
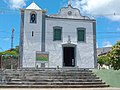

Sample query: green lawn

[92,69,120,87]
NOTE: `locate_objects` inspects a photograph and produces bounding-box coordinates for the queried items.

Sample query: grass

[92,69,120,87]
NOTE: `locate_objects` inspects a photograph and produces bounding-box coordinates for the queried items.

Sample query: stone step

[4,76,99,81]
[15,69,92,72]
[11,78,102,82]
[7,74,96,77]
[6,82,105,85]
[3,72,94,75]
[3,70,92,74]
[1,77,100,82]
[25,73,94,76]
[3,73,94,76]
[8,74,97,77]
[10,76,99,80]
[0,84,109,88]
[0,69,109,88]
[6,74,96,77]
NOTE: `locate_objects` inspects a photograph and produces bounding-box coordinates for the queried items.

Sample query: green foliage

[0,46,19,69]
[97,55,111,67]
[97,56,105,67]
[97,41,120,70]
[0,46,19,60]
[109,41,120,70]
[0,46,19,56]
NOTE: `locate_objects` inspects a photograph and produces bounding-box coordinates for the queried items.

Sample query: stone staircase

[0,68,109,88]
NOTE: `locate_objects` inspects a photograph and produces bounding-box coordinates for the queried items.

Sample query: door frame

[62,43,77,68]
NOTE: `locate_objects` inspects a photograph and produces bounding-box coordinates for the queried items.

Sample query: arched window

[30,11,37,23]
[53,26,62,41]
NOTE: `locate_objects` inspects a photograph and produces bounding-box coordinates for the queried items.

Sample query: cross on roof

[67,35,71,44]
[68,0,72,6]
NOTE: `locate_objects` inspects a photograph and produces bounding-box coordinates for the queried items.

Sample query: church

[19,1,97,69]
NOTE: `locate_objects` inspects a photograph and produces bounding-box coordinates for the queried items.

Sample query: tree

[97,55,111,67]
[97,56,106,67]
[109,41,120,70]
[0,46,19,56]
[0,46,19,69]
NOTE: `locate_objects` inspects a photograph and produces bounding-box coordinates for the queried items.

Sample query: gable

[50,6,90,20]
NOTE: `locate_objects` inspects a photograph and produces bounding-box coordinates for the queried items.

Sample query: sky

[0,0,120,52]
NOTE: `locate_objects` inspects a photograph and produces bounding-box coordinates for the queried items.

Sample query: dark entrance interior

[63,47,75,67]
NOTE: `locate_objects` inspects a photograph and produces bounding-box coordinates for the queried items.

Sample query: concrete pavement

[0,88,120,90]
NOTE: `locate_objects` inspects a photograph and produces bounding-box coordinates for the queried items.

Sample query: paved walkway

[0,88,120,90]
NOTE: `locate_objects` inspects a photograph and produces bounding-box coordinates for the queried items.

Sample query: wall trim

[41,12,46,52]
[93,21,97,68]
[19,10,24,69]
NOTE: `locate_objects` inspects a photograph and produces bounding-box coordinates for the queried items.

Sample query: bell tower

[19,2,46,68]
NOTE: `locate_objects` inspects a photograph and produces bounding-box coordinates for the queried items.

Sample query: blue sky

[0,0,120,51]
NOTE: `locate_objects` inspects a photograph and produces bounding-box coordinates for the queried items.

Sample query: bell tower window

[30,11,37,23]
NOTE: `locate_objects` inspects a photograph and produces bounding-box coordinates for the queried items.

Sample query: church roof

[26,2,42,10]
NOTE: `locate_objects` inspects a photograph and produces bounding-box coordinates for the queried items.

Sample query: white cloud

[117,27,120,31]
[102,41,112,47]
[3,38,10,41]
[96,42,98,48]
[3,0,26,9]
[72,0,120,21]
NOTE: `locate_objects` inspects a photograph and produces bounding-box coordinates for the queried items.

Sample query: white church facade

[19,1,97,69]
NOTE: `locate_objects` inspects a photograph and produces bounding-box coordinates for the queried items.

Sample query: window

[77,28,86,42]
[30,11,37,23]
[32,31,34,37]
[53,26,62,41]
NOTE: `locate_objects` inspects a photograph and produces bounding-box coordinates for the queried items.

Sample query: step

[0,84,109,88]
[0,69,109,88]
[9,74,98,77]
[2,70,92,74]
[2,72,94,75]
[3,69,91,71]
[6,82,105,85]
[3,76,99,81]
[11,78,102,82]
[24,73,94,76]
[7,77,99,81]
[6,74,96,77]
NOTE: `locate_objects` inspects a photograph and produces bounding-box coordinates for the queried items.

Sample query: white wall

[46,18,95,68]
[21,10,95,68]
[22,10,42,68]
